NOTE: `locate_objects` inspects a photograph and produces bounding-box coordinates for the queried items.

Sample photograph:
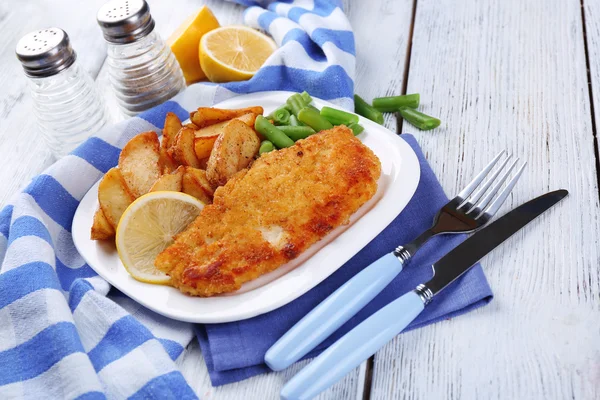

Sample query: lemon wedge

[199,25,277,83]
[167,5,220,84]
[116,191,204,284]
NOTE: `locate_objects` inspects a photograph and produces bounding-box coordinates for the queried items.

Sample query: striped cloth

[0,1,353,398]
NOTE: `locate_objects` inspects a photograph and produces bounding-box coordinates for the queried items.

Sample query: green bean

[286,93,307,116]
[254,115,295,148]
[272,107,291,125]
[320,106,359,126]
[354,94,384,124]
[297,107,333,132]
[347,122,364,136]
[259,140,275,155]
[278,125,316,141]
[399,107,440,131]
[373,93,420,112]
[267,104,290,119]
[300,91,312,104]
[289,114,300,126]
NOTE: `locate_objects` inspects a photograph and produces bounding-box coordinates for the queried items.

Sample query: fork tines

[457,151,526,219]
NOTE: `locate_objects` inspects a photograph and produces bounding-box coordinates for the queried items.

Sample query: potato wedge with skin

[193,113,257,139]
[206,119,260,187]
[170,127,202,168]
[150,166,185,192]
[191,106,263,128]
[118,131,161,198]
[90,207,115,240]
[182,167,214,204]
[159,147,178,174]
[184,122,199,129]
[195,120,228,138]
[98,167,136,229]
[235,112,258,127]
[162,112,182,150]
[194,135,219,160]
[193,113,259,160]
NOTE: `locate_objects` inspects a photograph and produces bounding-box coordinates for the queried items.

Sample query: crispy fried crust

[155,126,381,296]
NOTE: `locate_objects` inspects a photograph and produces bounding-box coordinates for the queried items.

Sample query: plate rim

[72,91,421,323]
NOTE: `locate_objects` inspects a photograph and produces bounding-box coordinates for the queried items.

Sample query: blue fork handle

[265,253,403,371]
[280,290,425,400]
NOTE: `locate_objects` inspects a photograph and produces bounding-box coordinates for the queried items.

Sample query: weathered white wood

[371,1,600,399]
[584,0,600,167]
[3,0,599,399]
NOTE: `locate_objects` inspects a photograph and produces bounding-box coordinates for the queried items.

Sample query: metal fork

[264,151,526,372]
[395,151,526,263]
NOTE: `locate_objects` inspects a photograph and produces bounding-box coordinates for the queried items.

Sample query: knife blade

[425,189,568,296]
[280,189,568,400]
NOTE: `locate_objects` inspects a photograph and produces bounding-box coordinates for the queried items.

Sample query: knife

[280,189,568,400]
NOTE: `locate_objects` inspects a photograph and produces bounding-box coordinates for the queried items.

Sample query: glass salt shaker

[96,0,185,116]
[15,28,108,158]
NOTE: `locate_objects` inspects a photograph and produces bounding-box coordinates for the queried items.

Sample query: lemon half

[116,191,205,284]
[199,25,277,83]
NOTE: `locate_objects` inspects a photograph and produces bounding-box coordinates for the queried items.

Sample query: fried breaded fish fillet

[154,126,381,296]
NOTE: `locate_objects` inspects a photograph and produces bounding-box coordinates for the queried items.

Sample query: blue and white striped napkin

[0,1,355,398]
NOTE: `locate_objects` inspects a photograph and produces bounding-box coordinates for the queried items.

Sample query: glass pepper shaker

[15,28,108,158]
[96,0,186,116]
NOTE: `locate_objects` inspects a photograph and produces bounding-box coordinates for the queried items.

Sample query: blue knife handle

[265,253,403,371]
[280,290,425,400]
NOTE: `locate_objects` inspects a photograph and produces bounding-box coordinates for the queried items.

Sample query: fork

[265,151,526,371]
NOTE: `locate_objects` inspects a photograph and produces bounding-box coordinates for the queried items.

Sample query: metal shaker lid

[96,0,155,44]
[15,28,77,78]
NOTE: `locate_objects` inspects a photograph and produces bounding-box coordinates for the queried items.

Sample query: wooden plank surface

[1,0,599,399]
[371,1,600,399]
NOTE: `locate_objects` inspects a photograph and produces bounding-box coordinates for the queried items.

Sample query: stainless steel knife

[280,189,568,400]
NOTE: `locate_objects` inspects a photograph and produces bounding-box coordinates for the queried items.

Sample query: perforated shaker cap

[15,28,77,78]
[97,0,155,44]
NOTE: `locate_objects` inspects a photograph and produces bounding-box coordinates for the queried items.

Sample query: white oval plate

[72,91,420,323]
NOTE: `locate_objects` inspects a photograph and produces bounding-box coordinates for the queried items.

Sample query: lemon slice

[116,191,204,284]
[167,5,220,84]
[199,25,277,83]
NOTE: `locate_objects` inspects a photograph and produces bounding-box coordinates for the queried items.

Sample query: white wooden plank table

[0,0,598,399]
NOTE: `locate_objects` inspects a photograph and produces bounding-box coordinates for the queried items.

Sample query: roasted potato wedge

[118,131,161,198]
[195,120,228,138]
[90,207,115,240]
[184,122,199,129]
[159,147,178,174]
[206,119,260,187]
[150,166,185,192]
[190,106,263,128]
[194,135,219,160]
[235,112,258,127]
[192,113,259,160]
[170,127,202,168]
[98,167,136,228]
[162,112,182,150]
[182,167,214,204]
